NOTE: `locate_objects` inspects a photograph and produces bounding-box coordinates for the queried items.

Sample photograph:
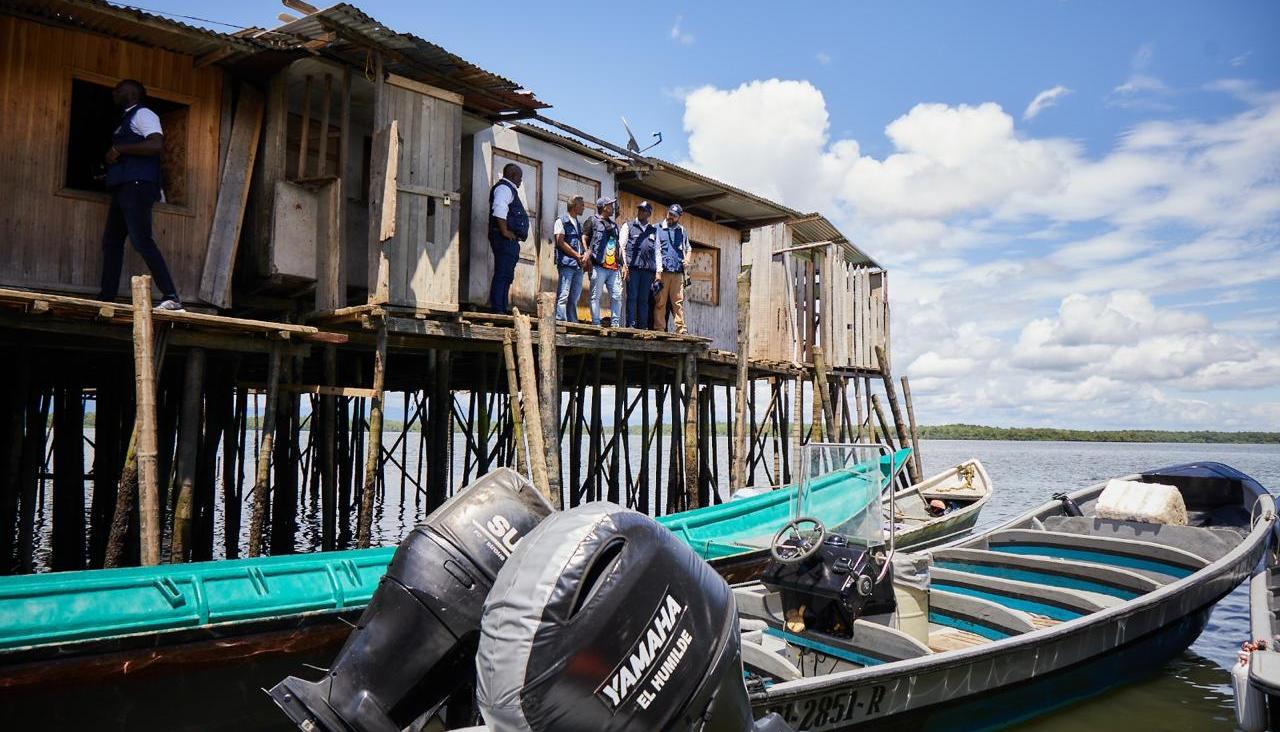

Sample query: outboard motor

[270,468,553,732]
[476,503,794,732]
[761,518,895,637]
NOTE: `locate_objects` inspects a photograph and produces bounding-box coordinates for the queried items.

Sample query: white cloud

[669,15,694,45]
[816,51,832,65]
[1230,51,1252,67]
[1023,85,1072,120]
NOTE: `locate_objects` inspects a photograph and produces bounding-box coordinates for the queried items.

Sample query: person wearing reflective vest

[488,163,530,313]
[97,79,183,311]
[620,201,658,329]
[584,196,625,327]
[553,196,588,322]
[653,204,690,335]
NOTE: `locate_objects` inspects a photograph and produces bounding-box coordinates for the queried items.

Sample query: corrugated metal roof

[271,3,546,116]
[1,0,262,58]
[789,213,879,268]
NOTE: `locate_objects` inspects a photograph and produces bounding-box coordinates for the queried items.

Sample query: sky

[139,0,1280,430]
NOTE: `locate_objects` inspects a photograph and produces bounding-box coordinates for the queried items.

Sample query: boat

[1234,526,1280,731]
[737,459,1274,730]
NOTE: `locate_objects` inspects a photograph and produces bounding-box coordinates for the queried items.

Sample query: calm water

[23,437,1280,729]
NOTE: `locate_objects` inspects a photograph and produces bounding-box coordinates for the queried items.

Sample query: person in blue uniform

[653,204,690,334]
[584,196,625,327]
[98,79,182,310]
[620,201,658,329]
[553,195,589,321]
[488,162,529,314]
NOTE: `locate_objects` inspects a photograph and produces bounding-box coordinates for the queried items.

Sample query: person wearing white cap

[553,195,589,322]
[653,203,690,335]
[583,195,625,326]
[620,201,658,329]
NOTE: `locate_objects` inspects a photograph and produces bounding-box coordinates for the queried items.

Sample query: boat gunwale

[753,466,1275,701]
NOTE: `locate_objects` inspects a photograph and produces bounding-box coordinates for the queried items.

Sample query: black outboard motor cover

[270,468,553,732]
[476,503,793,732]
[762,536,895,636]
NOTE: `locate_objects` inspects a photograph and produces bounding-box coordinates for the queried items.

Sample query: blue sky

[144,1,1280,429]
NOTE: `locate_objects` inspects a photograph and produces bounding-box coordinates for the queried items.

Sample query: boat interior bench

[1039,515,1245,562]
[980,527,1210,582]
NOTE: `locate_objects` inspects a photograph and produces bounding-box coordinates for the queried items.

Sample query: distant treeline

[919,424,1279,444]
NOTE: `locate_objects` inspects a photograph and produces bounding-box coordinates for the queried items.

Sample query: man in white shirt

[487,163,529,313]
[553,196,589,321]
[98,79,182,310]
[653,204,691,334]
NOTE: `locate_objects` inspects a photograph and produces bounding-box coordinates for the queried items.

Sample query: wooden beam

[513,310,551,502]
[682,352,700,509]
[247,346,280,557]
[356,322,387,547]
[901,375,924,483]
[282,0,319,14]
[731,267,750,493]
[297,74,312,180]
[169,349,205,563]
[200,85,264,308]
[130,277,161,566]
[875,345,920,484]
[385,73,466,106]
[502,333,527,475]
[367,120,399,304]
[537,294,562,509]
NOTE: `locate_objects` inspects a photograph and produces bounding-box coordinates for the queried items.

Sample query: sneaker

[155,299,185,312]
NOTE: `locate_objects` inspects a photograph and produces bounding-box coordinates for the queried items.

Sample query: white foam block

[1095,479,1188,526]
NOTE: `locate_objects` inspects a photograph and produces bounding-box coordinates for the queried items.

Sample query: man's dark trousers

[625,268,656,328]
[489,233,520,313]
[99,181,179,302]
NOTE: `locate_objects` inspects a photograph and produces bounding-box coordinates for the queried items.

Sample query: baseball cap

[596,195,617,208]
[669,203,684,216]
[637,201,652,210]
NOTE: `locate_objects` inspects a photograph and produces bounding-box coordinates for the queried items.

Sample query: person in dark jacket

[653,204,690,334]
[583,196,624,326]
[98,79,182,310]
[553,195,588,321]
[620,201,658,329]
[488,162,529,314]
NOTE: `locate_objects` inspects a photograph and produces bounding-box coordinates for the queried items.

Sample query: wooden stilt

[813,347,837,441]
[194,364,230,562]
[52,386,86,571]
[732,267,751,493]
[247,345,281,557]
[874,345,919,483]
[318,346,337,550]
[901,375,924,481]
[609,352,623,504]
[537,293,562,508]
[356,322,387,548]
[170,348,205,562]
[666,360,681,514]
[682,353,699,509]
[501,334,527,476]
[16,388,49,573]
[130,276,162,566]
[589,353,602,502]
[639,355,651,515]
[2,354,32,572]
[513,310,550,502]
[854,375,865,441]
[88,369,122,568]
[224,385,247,559]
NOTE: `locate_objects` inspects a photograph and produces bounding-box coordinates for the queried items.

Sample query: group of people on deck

[488,163,691,335]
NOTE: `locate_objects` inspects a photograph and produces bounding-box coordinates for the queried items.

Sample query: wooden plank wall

[373,82,461,310]
[616,191,739,350]
[0,16,222,301]
[744,223,798,363]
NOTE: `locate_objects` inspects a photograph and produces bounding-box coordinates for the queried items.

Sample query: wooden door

[370,77,462,311]
[555,170,600,317]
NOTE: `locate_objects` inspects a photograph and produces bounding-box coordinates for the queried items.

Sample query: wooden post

[875,345,921,484]
[536,294,562,508]
[682,353,699,510]
[130,276,162,566]
[320,346,337,551]
[297,74,312,179]
[790,376,802,484]
[513,310,551,502]
[169,348,205,563]
[247,346,281,557]
[1,354,31,572]
[224,385,247,559]
[732,267,751,493]
[901,375,924,482]
[501,334,527,475]
[52,387,86,571]
[357,322,387,548]
[316,73,332,176]
[16,389,49,573]
[813,347,837,441]
[870,394,897,451]
[853,376,865,441]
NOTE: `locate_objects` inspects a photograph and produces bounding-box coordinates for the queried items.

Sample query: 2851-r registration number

[764,684,888,730]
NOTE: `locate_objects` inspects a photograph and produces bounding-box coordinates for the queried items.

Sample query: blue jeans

[589,267,624,326]
[488,234,519,313]
[555,264,583,322]
[625,268,656,328]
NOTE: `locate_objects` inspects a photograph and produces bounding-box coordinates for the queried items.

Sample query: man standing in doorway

[653,203,690,335]
[584,196,624,327]
[488,162,529,314]
[553,195,588,322]
[620,201,657,329]
[98,79,183,310]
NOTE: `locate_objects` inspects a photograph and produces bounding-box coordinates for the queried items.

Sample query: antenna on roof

[621,117,662,154]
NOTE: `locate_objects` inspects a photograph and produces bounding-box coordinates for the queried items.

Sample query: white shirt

[553,215,580,241]
[490,177,518,219]
[123,104,163,137]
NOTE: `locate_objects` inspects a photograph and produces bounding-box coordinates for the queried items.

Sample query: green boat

[0,449,992,730]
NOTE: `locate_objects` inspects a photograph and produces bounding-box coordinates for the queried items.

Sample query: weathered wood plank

[199,84,263,308]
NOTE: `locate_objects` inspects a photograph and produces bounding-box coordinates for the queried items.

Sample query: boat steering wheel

[769,517,827,565]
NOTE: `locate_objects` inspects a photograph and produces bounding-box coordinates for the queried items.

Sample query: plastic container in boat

[892,553,931,645]
[1234,658,1267,732]
[1095,479,1188,526]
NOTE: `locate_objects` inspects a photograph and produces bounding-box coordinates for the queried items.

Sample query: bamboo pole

[169,348,205,563]
[536,293,562,508]
[853,376,865,441]
[732,267,751,493]
[875,345,921,484]
[901,375,924,482]
[247,345,281,557]
[870,394,896,451]
[356,322,387,548]
[130,276,162,566]
[501,334,527,475]
[513,310,550,502]
[813,347,837,441]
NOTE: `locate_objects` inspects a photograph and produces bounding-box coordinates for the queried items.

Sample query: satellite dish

[621,116,662,154]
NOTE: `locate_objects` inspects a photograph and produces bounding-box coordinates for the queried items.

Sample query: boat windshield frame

[796,442,896,551]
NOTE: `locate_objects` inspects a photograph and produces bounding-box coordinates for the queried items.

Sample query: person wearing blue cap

[653,203,690,335]
[487,162,529,314]
[553,195,588,322]
[620,201,658,329]
[583,195,625,326]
